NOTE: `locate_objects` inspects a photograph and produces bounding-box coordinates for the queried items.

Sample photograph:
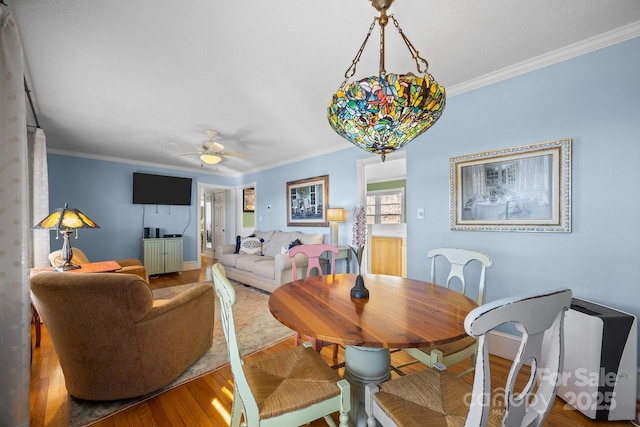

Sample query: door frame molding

[195,182,236,269]
[202,192,215,259]
[355,150,406,274]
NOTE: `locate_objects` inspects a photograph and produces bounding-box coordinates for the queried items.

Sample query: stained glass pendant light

[327,0,446,161]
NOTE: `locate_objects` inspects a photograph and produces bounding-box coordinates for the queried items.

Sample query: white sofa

[216,230,324,293]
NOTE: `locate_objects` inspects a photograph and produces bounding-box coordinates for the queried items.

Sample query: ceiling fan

[181,129,249,165]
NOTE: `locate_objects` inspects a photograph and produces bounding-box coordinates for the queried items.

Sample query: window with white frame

[366,189,404,224]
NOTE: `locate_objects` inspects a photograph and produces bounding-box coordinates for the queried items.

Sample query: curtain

[0,4,31,427]
[29,128,49,267]
[461,164,486,202]
[514,155,551,204]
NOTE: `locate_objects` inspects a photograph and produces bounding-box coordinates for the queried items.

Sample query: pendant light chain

[379,17,386,74]
[341,17,377,88]
[341,14,431,89]
[327,1,446,161]
[390,15,430,74]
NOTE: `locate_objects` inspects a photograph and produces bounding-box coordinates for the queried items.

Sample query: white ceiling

[12,1,640,177]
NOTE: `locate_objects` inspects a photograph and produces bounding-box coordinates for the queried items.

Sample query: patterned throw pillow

[280,239,302,255]
[239,236,262,255]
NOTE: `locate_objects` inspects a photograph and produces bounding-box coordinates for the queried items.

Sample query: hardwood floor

[31,258,639,426]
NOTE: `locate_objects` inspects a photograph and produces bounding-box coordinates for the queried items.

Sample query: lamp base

[329,221,339,247]
[55,262,81,272]
[56,229,81,272]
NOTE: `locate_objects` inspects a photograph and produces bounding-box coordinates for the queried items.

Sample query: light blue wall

[46,154,238,263]
[406,38,640,345]
[240,147,370,245]
[47,37,640,361]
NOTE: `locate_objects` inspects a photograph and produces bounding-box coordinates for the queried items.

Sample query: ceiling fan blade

[219,151,249,158]
[180,151,201,155]
[203,141,225,151]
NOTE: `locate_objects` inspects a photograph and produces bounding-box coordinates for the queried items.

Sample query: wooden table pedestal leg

[343,346,391,427]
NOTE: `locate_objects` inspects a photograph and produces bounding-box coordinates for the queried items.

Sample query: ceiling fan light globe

[200,154,222,164]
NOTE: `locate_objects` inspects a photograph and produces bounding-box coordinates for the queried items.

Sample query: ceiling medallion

[327,0,446,161]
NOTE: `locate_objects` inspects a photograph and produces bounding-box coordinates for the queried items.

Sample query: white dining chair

[211,263,351,427]
[395,247,493,376]
[366,288,573,427]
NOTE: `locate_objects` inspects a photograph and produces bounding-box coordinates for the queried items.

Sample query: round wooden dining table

[268,273,478,426]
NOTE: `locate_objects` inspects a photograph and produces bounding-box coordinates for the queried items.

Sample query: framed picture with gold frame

[286,175,329,227]
[449,138,571,232]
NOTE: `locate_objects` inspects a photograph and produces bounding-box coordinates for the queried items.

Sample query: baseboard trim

[487,330,521,360]
[183,261,199,271]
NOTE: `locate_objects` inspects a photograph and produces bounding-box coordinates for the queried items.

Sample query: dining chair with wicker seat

[394,247,493,376]
[211,263,351,427]
[366,288,572,427]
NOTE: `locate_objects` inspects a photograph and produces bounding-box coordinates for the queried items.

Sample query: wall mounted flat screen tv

[132,172,192,205]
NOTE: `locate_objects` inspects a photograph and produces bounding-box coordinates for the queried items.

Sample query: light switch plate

[417,208,425,220]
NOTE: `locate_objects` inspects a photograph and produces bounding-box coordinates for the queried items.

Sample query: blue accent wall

[239,147,370,241]
[46,154,238,263]
[47,37,640,361]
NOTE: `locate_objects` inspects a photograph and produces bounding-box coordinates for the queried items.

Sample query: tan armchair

[30,272,215,401]
[48,248,148,282]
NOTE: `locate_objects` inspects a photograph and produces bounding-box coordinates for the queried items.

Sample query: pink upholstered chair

[289,244,341,360]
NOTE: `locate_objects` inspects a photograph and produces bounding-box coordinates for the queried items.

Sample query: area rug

[68,280,295,427]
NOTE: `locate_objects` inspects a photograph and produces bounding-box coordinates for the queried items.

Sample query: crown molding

[47,24,640,177]
[447,21,640,97]
[47,148,242,177]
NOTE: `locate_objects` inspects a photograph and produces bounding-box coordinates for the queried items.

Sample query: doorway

[213,190,226,258]
[202,192,214,259]
[356,151,407,274]
[197,183,236,266]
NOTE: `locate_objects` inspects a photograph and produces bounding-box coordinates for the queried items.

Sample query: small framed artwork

[449,138,571,232]
[243,188,255,212]
[286,175,329,227]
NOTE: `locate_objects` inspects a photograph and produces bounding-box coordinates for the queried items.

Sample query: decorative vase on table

[350,245,369,299]
[350,206,369,299]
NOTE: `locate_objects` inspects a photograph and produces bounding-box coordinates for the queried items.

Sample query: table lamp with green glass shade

[33,203,100,271]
